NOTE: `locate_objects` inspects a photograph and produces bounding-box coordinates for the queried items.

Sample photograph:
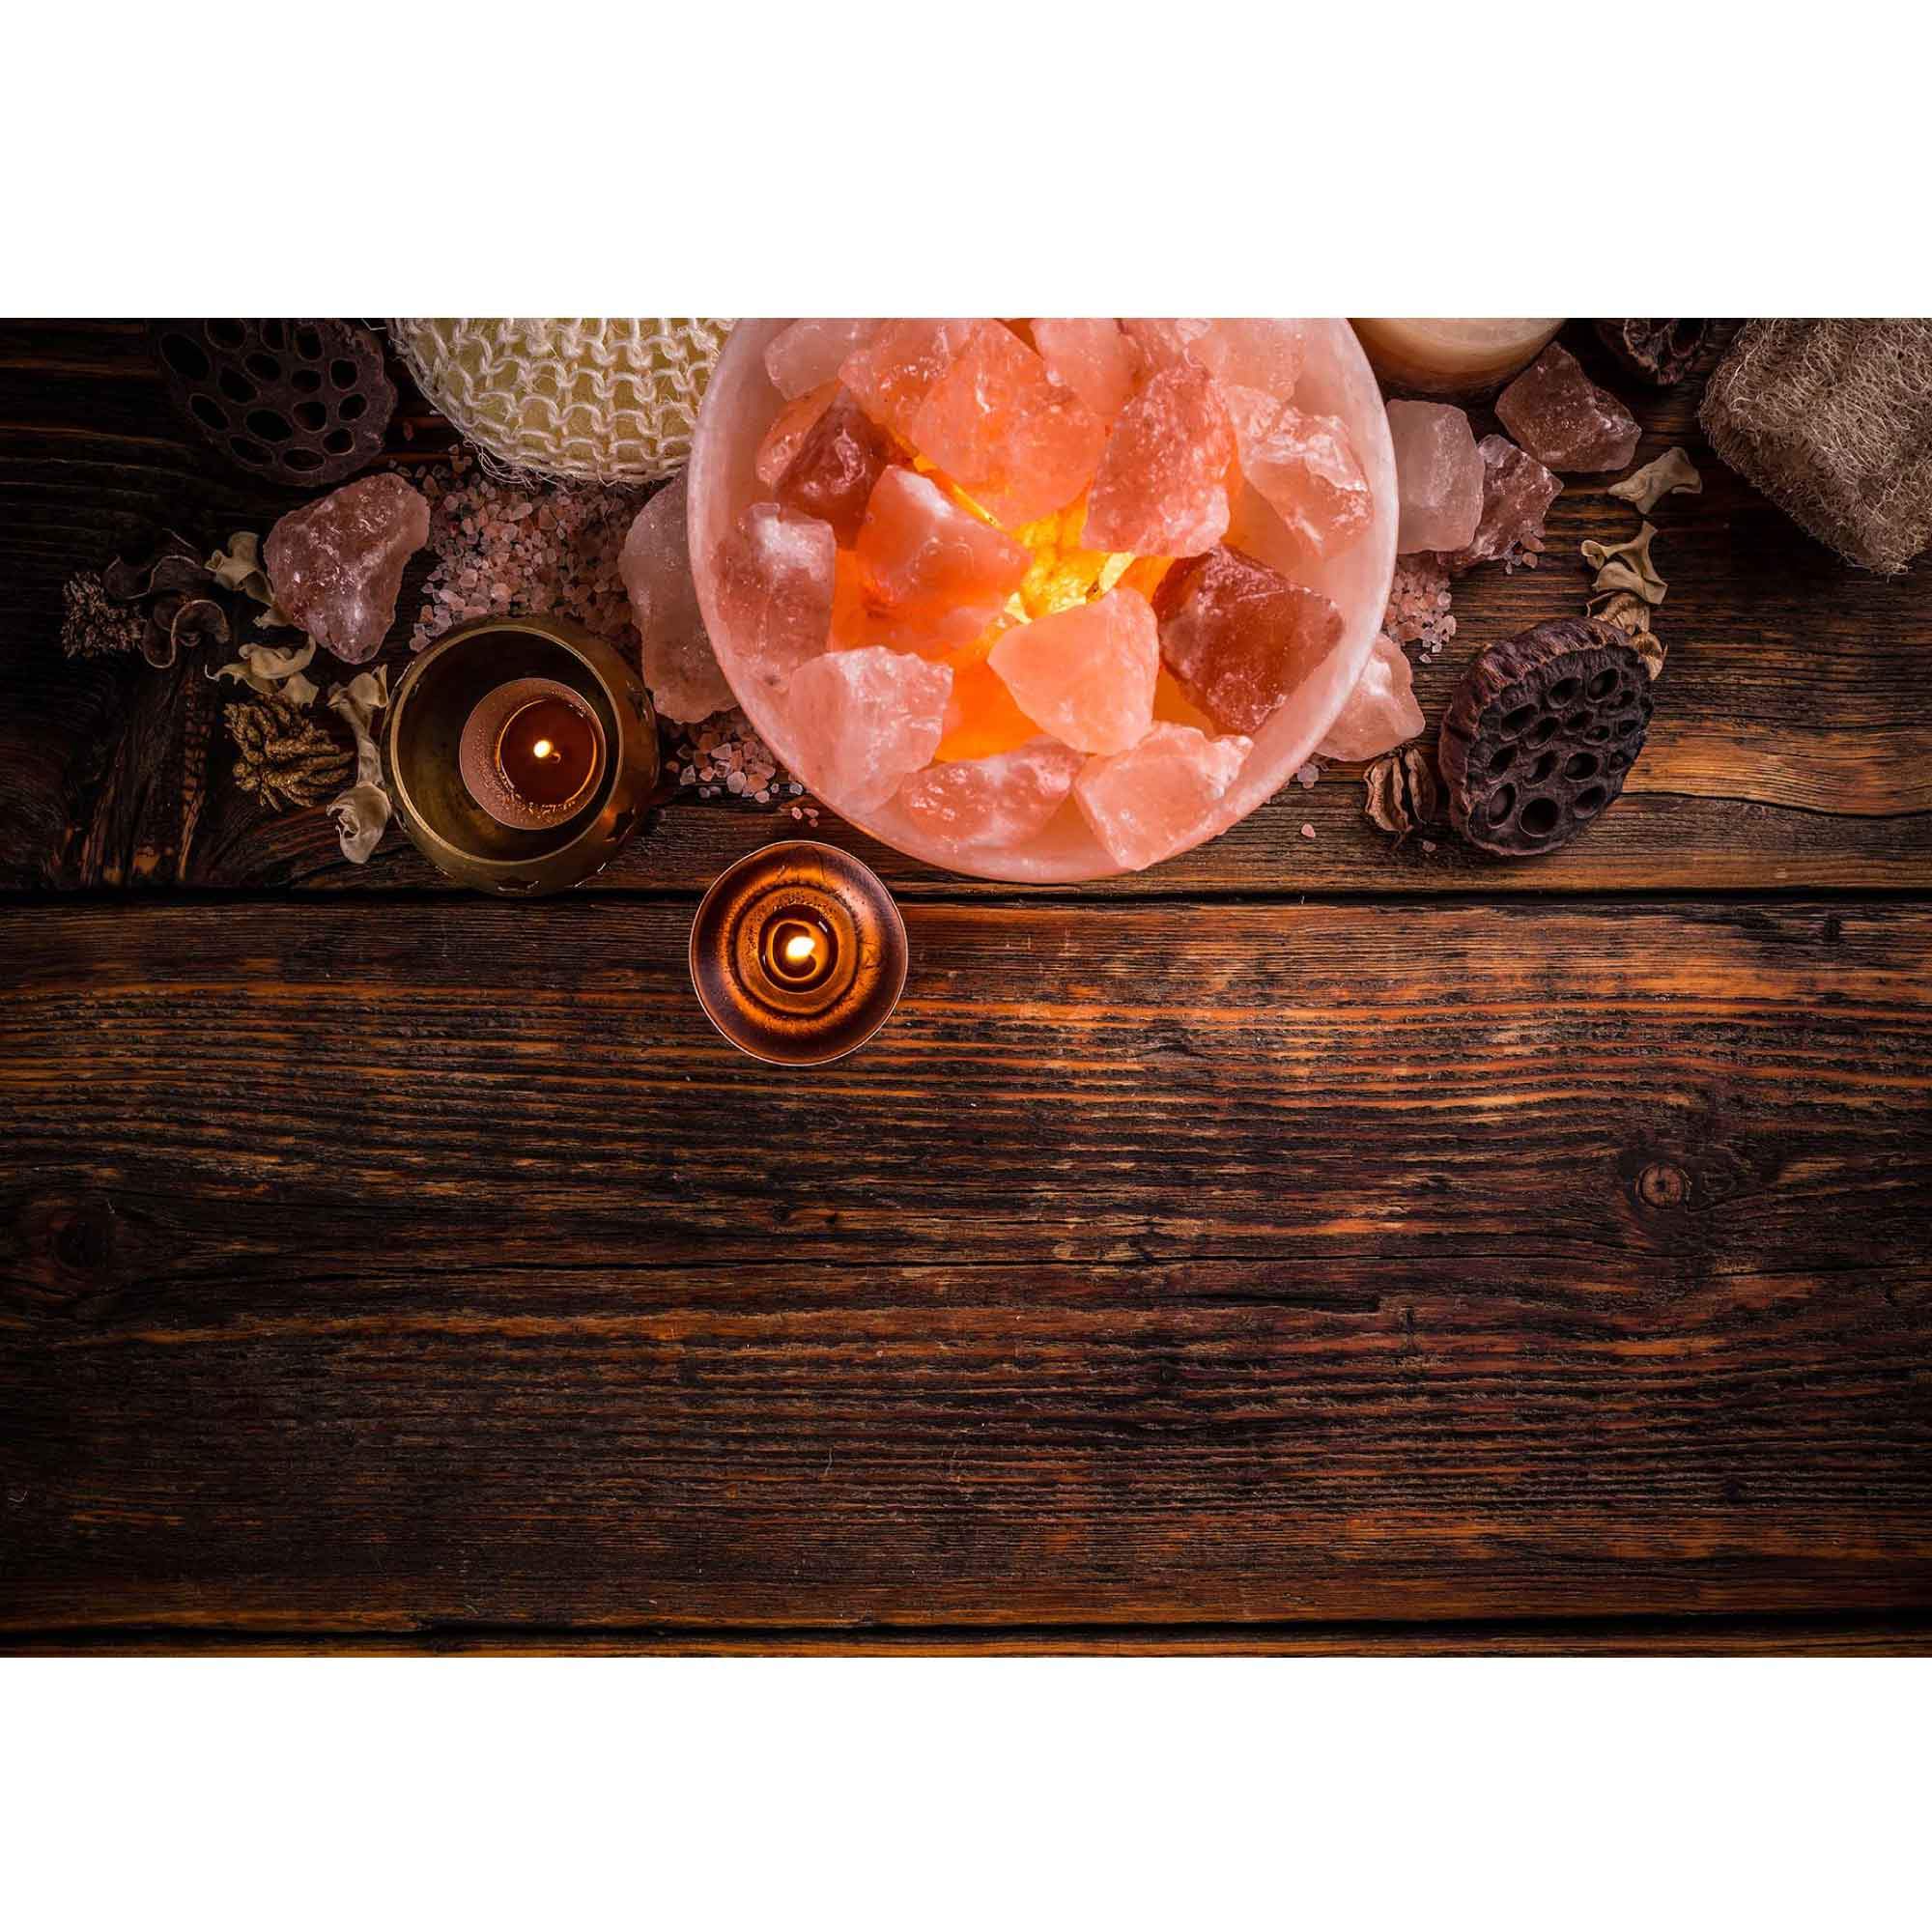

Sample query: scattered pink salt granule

[839,319,977,445]
[265,472,430,665]
[909,322,1109,528]
[1082,362,1236,556]
[1431,434,1563,576]
[712,500,838,693]
[1120,319,1212,371]
[1151,544,1345,736]
[852,467,1030,656]
[1074,722,1252,873]
[755,380,838,487]
[775,389,895,545]
[1313,631,1423,761]
[896,736,1084,850]
[785,644,952,813]
[986,587,1159,754]
[1031,318,1140,419]
[763,319,880,401]
[1386,400,1485,554]
[1191,320,1307,401]
[619,473,733,724]
[1381,554,1457,656]
[1495,343,1641,472]
[1221,385,1372,561]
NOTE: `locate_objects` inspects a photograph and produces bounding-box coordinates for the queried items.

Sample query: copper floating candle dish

[690,840,907,1065]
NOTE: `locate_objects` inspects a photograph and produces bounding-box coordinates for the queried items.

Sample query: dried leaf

[1586,588,1667,679]
[1582,521,1666,607]
[1608,447,1702,515]
[207,531,296,629]
[211,638,319,706]
[325,668,392,864]
[1363,743,1441,842]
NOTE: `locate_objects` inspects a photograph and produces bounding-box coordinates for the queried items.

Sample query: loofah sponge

[1700,320,1932,575]
[388,318,730,484]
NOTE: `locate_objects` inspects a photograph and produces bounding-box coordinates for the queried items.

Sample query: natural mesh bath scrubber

[1699,319,1932,575]
[388,318,730,484]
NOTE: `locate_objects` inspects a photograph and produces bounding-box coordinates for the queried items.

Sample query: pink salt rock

[987,588,1158,754]
[1082,362,1236,556]
[852,467,1029,656]
[775,389,895,545]
[1151,544,1345,735]
[619,474,732,724]
[1031,318,1139,418]
[1191,320,1308,401]
[764,319,879,401]
[1120,319,1212,370]
[896,735,1084,850]
[1385,400,1484,553]
[839,319,977,444]
[712,500,838,693]
[755,380,838,487]
[1221,385,1372,560]
[1495,342,1641,472]
[1313,632,1423,761]
[910,322,1108,527]
[264,473,430,665]
[1432,434,1563,576]
[785,644,952,813]
[1074,723,1252,872]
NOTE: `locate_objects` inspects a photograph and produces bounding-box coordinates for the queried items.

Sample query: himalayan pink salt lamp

[936,648,1041,762]
[712,501,837,694]
[1192,319,1308,399]
[1386,401,1484,553]
[1083,363,1236,556]
[1074,723,1252,872]
[1351,319,1564,396]
[1152,544,1345,736]
[755,380,838,486]
[774,391,895,545]
[1221,386,1372,561]
[852,467,1030,656]
[1314,632,1423,761]
[987,587,1158,754]
[764,319,879,401]
[910,322,1109,528]
[785,645,952,812]
[1031,318,1139,419]
[1495,343,1641,473]
[840,319,976,444]
[897,736,1084,851]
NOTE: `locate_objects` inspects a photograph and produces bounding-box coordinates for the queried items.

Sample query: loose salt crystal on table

[1074,722,1252,872]
[1221,385,1372,560]
[775,390,895,545]
[1431,434,1562,576]
[1382,554,1456,651]
[619,474,734,724]
[1191,320,1308,401]
[713,500,838,692]
[910,322,1108,527]
[897,735,1084,848]
[265,473,430,665]
[1495,343,1641,473]
[851,467,1030,655]
[1151,544,1345,735]
[1313,631,1422,761]
[764,319,880,401]
[840,319,977,444]
[1083,362,1236,556]
[1031,318,1139,419]
[1386,401,1484,554]
[987,587,1158,754]
[755,380,838,486]
[785,644,952,812]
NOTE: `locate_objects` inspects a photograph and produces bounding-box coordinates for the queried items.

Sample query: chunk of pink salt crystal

[1495,342,1640,472]
[764,319,879,401]
[1082,362,1236,556]
[1431,434,1563,576]
[785,644,952,813]
[1120,319,1212,371]
[1191,319,1307,401]
[1386,400,1484,553]
[896,736,1084,850]
[264,473,430,665]
[1151,544,1345,735]
[1074,723,1252,872]
[712,501,837,693]
[851,467,1030,656]
[1221,384,1372,561]
[1314,632,1423,761]
[987,588,1159,754]
[755,380,838,486]
[910,321,1108,527]
[775,389,895,545]
[619,473,732,724]
[839,319,977,444]
[1031,318,1139,418]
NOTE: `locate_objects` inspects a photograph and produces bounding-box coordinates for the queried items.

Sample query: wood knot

[1635,1161,1689,1209]
[11,1193,120,1310]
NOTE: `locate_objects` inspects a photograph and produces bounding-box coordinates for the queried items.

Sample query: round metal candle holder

[690,841,907,1065]
[385,615,660,895]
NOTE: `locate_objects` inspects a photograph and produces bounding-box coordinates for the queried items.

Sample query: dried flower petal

[1582,522,1666,606]
[325,668,392,863]
[1363,743,1441,841]
[1608,447,1702,515]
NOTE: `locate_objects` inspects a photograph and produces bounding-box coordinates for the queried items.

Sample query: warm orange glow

[530,737,555,761]
[783,932,819,967]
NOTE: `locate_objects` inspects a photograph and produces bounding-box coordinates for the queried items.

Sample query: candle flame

[531,737,555,760]
[783,932,819,967]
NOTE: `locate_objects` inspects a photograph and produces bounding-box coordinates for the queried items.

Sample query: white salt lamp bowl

[689,320,1397,883]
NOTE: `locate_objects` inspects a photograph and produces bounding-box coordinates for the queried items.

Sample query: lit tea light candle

[1350,318,1565,396]
[457,674,608,831]
[690,841,906,1065]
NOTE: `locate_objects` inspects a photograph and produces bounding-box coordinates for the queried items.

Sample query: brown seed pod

[1594,319,1712,387]
[1439,617,1653,857]
[150,319,395,486]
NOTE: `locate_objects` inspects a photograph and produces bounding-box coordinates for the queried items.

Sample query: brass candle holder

[690,840,908,1065]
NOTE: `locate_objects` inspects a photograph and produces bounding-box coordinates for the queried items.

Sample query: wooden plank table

[2,321,1928,1654]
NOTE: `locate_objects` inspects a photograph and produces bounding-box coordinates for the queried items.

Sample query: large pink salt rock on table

[987,587,1158,753]
[839,319,977,445]
[1083,361,1236,555]
[1031,318,1138,418]
[1496,343,1641,472]
[1385,401,1484,554]
[851,467,1029,655]
[1432,434,1563,575]
[896,736,1084,851]
[712,500,837,694]
[1075,723,1252,872]
[1221,385,1372,561]
[619,473,732,724]
[786,645,952,812]
[1314,631,1423,761]
[265,473,429,665]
